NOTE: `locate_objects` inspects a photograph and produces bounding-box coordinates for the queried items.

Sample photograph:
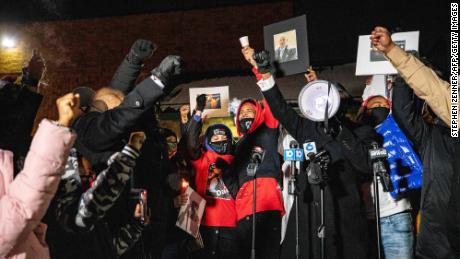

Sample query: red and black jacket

[227,68,284,220]
[185,115,237,227]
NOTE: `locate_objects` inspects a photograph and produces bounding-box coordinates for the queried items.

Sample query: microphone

[247,146,265,177]
[251,146,265,164]
[284,140,303,195]
[304,140,330,185]
[369,142,393,192]
[303,141,317,160]
[284,141,305,162]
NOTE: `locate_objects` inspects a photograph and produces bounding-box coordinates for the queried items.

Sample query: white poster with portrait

[355,31,420,75]
[189,86,230,118]
[176,186,206,238]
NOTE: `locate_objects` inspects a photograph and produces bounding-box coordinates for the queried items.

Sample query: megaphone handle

[324,81,331,133]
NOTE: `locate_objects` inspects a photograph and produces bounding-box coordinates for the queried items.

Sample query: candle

[181,178,189,193]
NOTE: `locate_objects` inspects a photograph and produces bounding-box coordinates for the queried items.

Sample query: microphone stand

[247,158,260,259]
[318,174,326,259]
[307,151,328,259]
[288,160,300,259]
[373,171,382,259]
[371,151,387,259]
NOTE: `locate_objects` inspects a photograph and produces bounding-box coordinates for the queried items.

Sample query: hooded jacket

[392,77,458,259]
[0,119,76,259]
[186,115,236,227]
[230,95,284,221]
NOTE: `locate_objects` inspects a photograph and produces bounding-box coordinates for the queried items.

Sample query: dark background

[0,0,450,73]
[0,0,451,126]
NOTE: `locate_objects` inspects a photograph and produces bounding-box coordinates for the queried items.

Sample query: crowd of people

[0,26,458,259]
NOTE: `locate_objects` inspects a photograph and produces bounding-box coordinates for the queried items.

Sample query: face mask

[366,107,390,127]
[239,118,254,133]
[209,140,228,154]
[167,142,177,155]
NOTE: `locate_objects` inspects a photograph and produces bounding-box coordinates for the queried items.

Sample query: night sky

[0,0,451,74]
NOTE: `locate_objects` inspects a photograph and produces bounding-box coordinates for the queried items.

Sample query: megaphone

[298,80,341,122]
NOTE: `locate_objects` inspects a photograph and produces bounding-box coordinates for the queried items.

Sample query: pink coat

[0,119,76,259]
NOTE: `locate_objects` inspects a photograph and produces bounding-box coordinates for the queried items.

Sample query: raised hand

[56,92,81,127]
[127,39,157,65]
[370,26,395,54]
[195,94,207,112]
[151,55,184,87]
[304,66,318,83]
[253,50,272,74]
[128,131,146,151]
[179,105,190,124]
[242,47,257,67]
[27,49,45,81]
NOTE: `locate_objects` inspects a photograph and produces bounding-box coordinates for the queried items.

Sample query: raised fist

[253,50,272,74]
[56,92,81,127]
[370,26,395,54]
[151,55,184,86]
[304,67,318,83]
[129,131,146,151]
[196,94,207,112]
[127,39,157,65]
[27,49,45,81]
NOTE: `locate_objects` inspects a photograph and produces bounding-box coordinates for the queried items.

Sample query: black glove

[151,55,184,88]
[127,39,157,65]
[253,50,272,74]
[323,116,342,137]
[196,94,207,112]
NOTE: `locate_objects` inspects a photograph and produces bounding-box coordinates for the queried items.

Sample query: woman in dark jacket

[391,76,458,259]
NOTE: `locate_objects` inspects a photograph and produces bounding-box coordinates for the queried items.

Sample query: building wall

[0,1,293,129]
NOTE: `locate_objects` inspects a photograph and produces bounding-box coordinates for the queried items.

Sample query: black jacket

[230,99,280,189]
[73,75,164,172]
[0,83,42,172]
[262,83,378,259]
[50,147,143,259]
[110,58,191,258]
[69,57,166,258]
[392,77,458,259]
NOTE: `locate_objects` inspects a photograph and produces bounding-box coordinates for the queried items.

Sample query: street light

[2,36,16,48]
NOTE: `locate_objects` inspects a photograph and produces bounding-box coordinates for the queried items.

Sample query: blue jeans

[380,212,414,259]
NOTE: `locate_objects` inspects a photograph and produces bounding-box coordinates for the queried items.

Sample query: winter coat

[385,46,460,257]
[392,77,458,259]
[228,97,284,221]
[109,56,184,258]
[0,119,76,259]
[185,115,236,227]
[385,45,452,127]
[72,75,165,172]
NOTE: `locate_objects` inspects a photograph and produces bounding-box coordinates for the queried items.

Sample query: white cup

[239,36,249,48]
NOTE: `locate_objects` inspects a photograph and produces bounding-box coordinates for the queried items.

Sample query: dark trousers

[237,210,281,259]
[191,226,238,259]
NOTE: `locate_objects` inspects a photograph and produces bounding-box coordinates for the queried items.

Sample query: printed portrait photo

[273,29,299,63]
[370,40,406,62]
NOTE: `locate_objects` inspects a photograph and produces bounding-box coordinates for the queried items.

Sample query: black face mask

[209,140,229,154]
[365,107,390,127]
[238,118,254,133]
